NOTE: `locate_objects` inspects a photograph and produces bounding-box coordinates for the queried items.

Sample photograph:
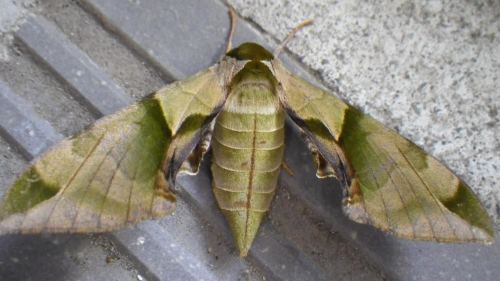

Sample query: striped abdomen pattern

[211,77,284,255]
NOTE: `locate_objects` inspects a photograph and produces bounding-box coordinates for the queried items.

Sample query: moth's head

[224,15,312,62]
[226,42,274,61]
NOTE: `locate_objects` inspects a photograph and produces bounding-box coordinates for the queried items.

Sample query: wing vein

[182,89,214,109]
[97,138,136,229]
[125,155,141,224]
[396,145,461,240]
[35,134,105,232]
[357,144,391,230]
[174,79,214,129]
[69,142,119,231]
[376,143,437,239]
[364,141,416,238]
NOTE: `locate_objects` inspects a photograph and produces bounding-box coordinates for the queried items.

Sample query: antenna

[273,19,314,57]
[226,8,238,53]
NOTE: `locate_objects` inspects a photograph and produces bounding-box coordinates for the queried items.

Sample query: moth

[0,10,493,257]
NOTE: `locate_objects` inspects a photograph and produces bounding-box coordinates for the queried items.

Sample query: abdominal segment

[210,82,285,256]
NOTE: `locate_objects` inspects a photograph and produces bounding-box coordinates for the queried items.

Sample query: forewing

[0,65,228,234]
[272,60,348,141]
[274,61,494,243]
[157,59,236,135]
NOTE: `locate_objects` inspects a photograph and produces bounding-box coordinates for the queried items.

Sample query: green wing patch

[272,60,348,140]
[155,66,228,135]
[339,108,493,243]
[277,67,494,244]
[0,99,174,233]
[0,66,228,234]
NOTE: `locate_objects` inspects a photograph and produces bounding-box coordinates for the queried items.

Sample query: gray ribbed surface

[0,1,497,281]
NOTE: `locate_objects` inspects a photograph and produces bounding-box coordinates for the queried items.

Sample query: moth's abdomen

[211,119,284,209]
[211,81,285,256]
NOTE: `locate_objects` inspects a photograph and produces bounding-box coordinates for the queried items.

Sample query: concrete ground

[0,0,499,281]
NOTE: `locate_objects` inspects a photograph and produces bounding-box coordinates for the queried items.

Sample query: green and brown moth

[0,10,493,257]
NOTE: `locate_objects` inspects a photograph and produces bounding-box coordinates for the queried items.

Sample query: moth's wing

[272,60,494,243]
[0,65,228,234]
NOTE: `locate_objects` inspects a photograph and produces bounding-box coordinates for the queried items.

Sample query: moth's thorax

[224,61,279,115]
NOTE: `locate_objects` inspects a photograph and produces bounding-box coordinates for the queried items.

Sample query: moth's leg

[293,127,369,223]
[341,178,369,224]
[178,119,216,176]
[281,161,295,177]
[155,170,176,201]
[161,116,217,193]
[298,130,338,179]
